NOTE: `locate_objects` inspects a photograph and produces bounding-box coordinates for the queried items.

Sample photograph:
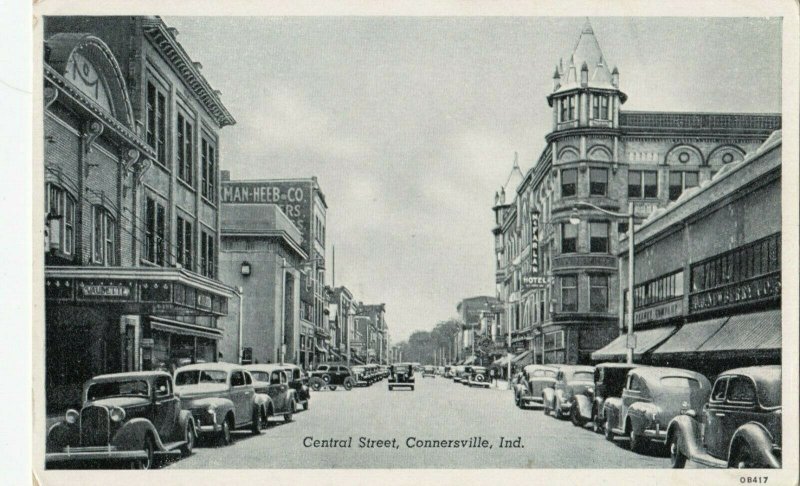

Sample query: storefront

[592,131,782,377]
[45,266,231,412]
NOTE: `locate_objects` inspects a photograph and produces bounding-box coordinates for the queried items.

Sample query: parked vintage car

[388,363,415,391]
[666,365,781,469]
[603,366,711,452]
[174,363,270,446]
[460,366,475,386]
[542,365,595,419]
[46,371,195,469]
[308,363,356,391]
[452,365,467,383]
[513,365,559,409]
[422,366,436,378]
[245,364,297,423]
[444,366,453,378]
[281,363,311,411]
[351,365,372,387]
[467,366,491,388]
[570,363,639,430]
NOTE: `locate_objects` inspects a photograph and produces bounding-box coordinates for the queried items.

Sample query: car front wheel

[181,422,195,457]
[668,432,687,468]
[343,378,354,390]
[329,385,338,391]
[218,417,232,446]
[284,411,293,423]
[629,427,643,453]
[731,443,762,469]
[604,418,614,441]
[303,401,309,411]
[132,434,155,469]
[251,409,262,435]
[571,405,586,427]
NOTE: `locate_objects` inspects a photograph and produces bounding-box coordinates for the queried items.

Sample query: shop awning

[351,355,365,365]
[591,326,676,361]
[698,309,781,352]
[492,354,513,366]
[652,317,728,355]
[513,350,534,366]
[463,355,477,365]
[149,316,224,340]
[314,344,326,353]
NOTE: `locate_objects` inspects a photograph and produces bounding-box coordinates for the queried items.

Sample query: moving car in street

[603,367,711,453]
[422,366,436,378]
[46,371,196,469]
[281,363,311,411]
[459,366,475,386]
[452,365,467,383]
[570,363,639,431]
[666,365,781,469]
[514,364,559,409]
[388,363,415,391]
[245,364,297,423]
[542,365,595,419]
[174,363,270,446]
[308,363,356,391]
[467,366,491,388]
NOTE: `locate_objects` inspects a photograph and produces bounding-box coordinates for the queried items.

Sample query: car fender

[176,409,196,440]
[110,417,168,452]
[728,422,781,468]
[628,401,659,434]
[46,421,79,452]
[185,396,235,425]
[666,415,704,460]
[593,397,606,421]
[286,390,297,411]
[573,394,593,420]
[514,384,528,397]
[603,397,623,429]
[542,387,555,406]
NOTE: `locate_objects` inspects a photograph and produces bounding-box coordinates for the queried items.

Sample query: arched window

[92,206,116,265]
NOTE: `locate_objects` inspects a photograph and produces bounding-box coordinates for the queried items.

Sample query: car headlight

[65,409,79,424]
[207,405,216,414]
[587,387,594,394]
[109,407,126,423]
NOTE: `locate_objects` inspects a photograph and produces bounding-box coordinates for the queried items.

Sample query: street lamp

[233,286,244,365]
[569,201,636,364]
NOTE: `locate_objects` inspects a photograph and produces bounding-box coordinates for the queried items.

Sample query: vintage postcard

[28,1,799,485]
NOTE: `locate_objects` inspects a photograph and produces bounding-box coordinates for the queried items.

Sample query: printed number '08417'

[740,477,768,484]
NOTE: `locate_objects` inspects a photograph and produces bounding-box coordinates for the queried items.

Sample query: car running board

[687,450,728,468]
[158,442,186,454]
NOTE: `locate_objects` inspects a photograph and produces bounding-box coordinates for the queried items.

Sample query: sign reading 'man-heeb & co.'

[221,181,312,247]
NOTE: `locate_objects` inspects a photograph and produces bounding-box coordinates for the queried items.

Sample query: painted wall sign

[634,299,684,325]
[689,272,780,313]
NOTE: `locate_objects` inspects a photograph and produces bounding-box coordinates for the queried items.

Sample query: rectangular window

[201,137,216,202]
[690,233,780,293]
[176,113,193,186]
[592,95,600,119]
[589,275,608,312]
[560,98,568,122]
[600,95,609,119]
[628,170,658,198]
[176,216,193,271]
[561,223,577,253]
[590,222,609,253]
[669,171,699,201]
[200,231,215,279]
[592,95,609,119]
[146,81,167,165]
[561,275,578,312]
[46,185,76,256]
[145,197,166,266]
[589,168,608,196]
[63,195,75,255]
[568,95,576,120]
[92,206,116,265]
[561,168,577,197]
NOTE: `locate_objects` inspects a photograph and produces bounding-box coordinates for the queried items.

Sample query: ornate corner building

[492,20,780,365]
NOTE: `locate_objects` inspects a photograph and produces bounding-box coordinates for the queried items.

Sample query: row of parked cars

[306,363,388,391]
[511,362,782,469]
[446,365,492,388]
[46,362,312,469]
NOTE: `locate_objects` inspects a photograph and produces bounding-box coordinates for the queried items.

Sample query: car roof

[244,364,290,373]
[175,362,244,373]
[596,362,643,369]
[89,371,170,382]
[717,365,781,384]
[523,364,560,372]
[632,366,708,382]
[559,365,595,373]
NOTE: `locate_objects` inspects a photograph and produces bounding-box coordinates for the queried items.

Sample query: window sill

[177,178,196,193]
[201,195,217,208]
[150,159,171,173]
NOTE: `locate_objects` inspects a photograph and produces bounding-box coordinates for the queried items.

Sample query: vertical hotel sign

[530,211,540,273]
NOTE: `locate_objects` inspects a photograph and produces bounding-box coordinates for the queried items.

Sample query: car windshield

[531,369,557,378]
[352,367,365,373]
[249,371,271,382]
[87,380,149,401]
[573,371,594,382]
[175,370,228,385]
[394,366,411,374]
[660,376,702,389]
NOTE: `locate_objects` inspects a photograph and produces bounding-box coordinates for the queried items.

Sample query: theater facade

[43,17,235,412]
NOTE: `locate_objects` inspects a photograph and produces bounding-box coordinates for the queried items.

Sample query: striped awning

[697,309,780,352]
[591,326,676,361]
[149,316,224,340]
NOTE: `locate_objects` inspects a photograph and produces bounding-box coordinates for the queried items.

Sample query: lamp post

[347,307,355,367]
[234,286,244,364]
[569,201,635,364]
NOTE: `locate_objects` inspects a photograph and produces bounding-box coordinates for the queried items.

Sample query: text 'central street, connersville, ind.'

[302,436,525,449]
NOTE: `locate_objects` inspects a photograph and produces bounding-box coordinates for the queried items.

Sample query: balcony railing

[620,112,781,132]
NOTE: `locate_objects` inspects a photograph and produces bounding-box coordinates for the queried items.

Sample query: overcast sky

[165,16,781,343]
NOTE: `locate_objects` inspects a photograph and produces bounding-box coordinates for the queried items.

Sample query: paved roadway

[168,375,673,469]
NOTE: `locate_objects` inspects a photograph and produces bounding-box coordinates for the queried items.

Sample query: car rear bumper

[521,396,543,405]
[643,427,667,441]
[197,423,222,434]
[46,447,148,464]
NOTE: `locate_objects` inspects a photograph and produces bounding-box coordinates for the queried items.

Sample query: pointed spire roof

[502,152,525,196]
[553,18,615,93]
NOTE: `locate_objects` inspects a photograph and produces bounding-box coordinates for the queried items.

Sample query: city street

[169,376,673,469]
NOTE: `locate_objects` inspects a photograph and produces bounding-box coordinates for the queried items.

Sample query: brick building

[455,296,502,361]
[357,304,389,364]
[43,17,235,412]
[219,174,329,368]
[593,131,781,376]
[492,20,780,365]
